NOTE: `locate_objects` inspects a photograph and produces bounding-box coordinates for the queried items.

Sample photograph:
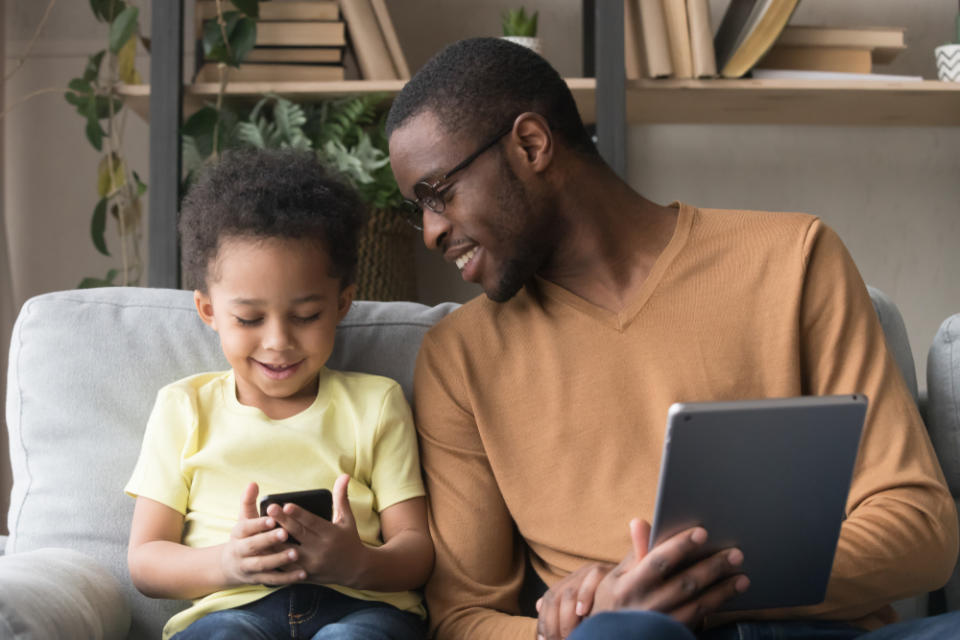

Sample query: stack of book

[626,0,914,82]
[625,0,717,79]
[754,25,907,75]
[194,0,409,83]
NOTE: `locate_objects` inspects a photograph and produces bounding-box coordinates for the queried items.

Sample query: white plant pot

[934,44,960,82]
[501,36,542,55]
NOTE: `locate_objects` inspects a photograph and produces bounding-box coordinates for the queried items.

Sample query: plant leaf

[182,106,220,158]
[91,198,110,256]
[203,12,256,66]
[83,50,106,82]
[90,0,126,22]
[84,97,104,150]
[69,78,94,95]
[116,35,141,84]
[97,153,126,197]
[231,0,259,18]
[133,170,147,197]
[109,6,139,54]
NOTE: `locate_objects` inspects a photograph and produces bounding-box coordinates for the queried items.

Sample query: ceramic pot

[934,44,960,82]
[501,36,542,55]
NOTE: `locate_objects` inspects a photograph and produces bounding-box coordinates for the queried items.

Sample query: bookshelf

[143,2,960,288]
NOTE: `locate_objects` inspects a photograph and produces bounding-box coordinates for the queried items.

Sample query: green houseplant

[64,0,147,288]
[501,7,542,54]
[185,3,414,300]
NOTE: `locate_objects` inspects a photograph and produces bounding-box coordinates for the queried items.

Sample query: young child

[125,149,433,640]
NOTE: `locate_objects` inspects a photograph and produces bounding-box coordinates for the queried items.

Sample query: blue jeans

[568,611,960,640]
[170,584,426,640]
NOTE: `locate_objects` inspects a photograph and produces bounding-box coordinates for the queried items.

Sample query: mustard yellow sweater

[413,203,958,640]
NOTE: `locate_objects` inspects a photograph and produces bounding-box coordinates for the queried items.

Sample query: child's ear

[194,290,217,330]
[337,284,356,322]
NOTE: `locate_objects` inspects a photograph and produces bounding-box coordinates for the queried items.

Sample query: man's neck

[538,164,679,312]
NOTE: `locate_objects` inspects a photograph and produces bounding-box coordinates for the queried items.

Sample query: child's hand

[266,474,369,588]
[219,482,307,587]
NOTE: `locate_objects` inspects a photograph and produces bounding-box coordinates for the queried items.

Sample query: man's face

[389,110,557,302]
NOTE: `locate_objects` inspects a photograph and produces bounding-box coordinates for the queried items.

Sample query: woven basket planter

[355,207,418,301]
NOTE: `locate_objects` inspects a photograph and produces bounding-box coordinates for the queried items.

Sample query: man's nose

[422,208,451,252]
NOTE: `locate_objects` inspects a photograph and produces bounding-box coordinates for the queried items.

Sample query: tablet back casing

[649,395,867,611]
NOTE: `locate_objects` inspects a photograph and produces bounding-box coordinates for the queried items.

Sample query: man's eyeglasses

[399,123,514,230]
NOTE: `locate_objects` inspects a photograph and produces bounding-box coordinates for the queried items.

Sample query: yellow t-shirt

[125,368,426,639]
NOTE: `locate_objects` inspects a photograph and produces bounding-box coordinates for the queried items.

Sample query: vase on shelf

[935,44,960,82]
[501,36,542,55]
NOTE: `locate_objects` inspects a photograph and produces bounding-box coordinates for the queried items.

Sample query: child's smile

[194,236,355,420]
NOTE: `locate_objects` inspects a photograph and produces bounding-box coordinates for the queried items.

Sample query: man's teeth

[456,247,478,270]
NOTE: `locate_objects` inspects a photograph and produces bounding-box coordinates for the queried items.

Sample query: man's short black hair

[386,37,598,157]
[178,148,367,292]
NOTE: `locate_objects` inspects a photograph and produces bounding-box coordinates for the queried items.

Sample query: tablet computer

[649,394,867,611]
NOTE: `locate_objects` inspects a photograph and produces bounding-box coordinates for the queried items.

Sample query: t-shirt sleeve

[369,382,425,512]
[123,385,198,515]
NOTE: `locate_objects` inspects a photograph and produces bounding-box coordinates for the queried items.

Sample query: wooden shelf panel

[117,78,599,124]
[118,78,960,127]
[626,78,960,126]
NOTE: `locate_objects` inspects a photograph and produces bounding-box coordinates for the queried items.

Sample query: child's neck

[235,373,320,420]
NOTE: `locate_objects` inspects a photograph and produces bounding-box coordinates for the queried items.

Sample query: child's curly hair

[178,148,368,292]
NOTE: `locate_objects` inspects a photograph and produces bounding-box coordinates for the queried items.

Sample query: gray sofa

[1,286,957,638]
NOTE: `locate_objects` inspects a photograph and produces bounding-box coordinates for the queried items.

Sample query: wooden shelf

[116,78,599,124]
[626,78,960,126]
[119,77,960,128]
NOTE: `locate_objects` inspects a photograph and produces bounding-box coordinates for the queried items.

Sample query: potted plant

[182,94,416,301]
[501,7,541,54]
[935,2,960,81]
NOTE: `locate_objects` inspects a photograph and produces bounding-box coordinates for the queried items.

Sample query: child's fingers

[238,482,261,521]
[232,513,278,541]
[332,474,355,528]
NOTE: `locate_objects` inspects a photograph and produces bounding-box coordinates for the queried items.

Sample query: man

[386,38,959,640]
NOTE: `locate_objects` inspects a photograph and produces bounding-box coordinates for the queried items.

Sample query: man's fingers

[629,518,651,562]
[575,564,608,617]
[645,547,746,614]
[557,586,581,639]
[670,573,751,628]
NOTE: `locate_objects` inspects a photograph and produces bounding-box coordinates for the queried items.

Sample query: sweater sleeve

[742,220,958,624]
[414,331,537,640]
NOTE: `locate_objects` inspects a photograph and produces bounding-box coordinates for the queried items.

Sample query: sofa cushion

[0,547,130,640]
[4,287,457,639]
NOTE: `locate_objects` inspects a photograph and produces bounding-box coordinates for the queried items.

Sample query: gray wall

[4,0,959,390]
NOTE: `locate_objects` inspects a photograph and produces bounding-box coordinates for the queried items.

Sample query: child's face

[194,236,355,417]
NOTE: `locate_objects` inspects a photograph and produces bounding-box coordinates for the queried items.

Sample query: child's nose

[261,319,293,351]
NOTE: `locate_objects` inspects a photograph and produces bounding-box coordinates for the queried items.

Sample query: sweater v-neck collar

[532,202,693,332]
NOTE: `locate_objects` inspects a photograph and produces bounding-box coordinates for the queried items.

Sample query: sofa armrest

[0,547,131,640]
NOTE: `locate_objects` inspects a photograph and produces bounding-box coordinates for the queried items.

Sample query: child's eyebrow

[229,294,326,306]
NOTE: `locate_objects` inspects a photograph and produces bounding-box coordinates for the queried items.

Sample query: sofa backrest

[927,312,960,611]
[4,287,458,639]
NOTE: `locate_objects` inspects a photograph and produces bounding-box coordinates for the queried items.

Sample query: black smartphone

[259,488,333,544]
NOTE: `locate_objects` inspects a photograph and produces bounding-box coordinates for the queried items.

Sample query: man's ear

[511,112,553,173]
[194,290,217,330]
[337,283,357,323]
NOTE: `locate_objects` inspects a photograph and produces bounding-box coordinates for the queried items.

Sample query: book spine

[686,0,716,78]
[370,0,410,80]
[624,0,644,80]
[339,0,398,79]
[661,0,694,79]
[638,0,674,78]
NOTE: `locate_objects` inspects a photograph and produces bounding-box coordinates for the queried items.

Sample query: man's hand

[592,518,749,628]
[219,482,306,587]
[536,519,749,639]
[536,562,612,640]
[266,474,370,587]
